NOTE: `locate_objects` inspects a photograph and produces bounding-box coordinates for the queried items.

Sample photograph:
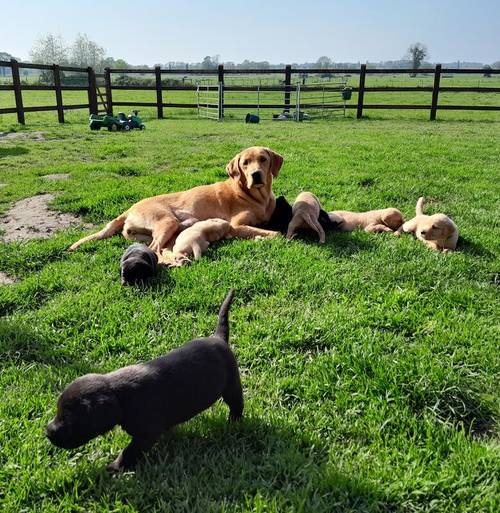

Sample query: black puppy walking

[46,289,243,471]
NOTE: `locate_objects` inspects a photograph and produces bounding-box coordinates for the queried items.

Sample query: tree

[30,34,68,65]
[30,34,68,82]
[407,43,428,71]
[70,33,105,70]
[202,56,217,69]
[490,61,500,70]
[316,56,332,69]
[483,65,492,78]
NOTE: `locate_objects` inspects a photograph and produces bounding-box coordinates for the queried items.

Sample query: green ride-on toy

[89,110,145,131]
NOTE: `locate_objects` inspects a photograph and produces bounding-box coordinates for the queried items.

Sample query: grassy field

[0,110,499,512]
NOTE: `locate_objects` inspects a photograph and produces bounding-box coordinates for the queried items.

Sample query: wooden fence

[1,59,499,124]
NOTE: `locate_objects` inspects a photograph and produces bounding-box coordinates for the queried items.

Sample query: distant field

[0,111,499,512]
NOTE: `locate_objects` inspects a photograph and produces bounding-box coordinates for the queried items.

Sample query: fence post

[155,66,163,119]
[11,59,25,125]
[356,64,366,119]
[218,64,224,119]
[87,67,98,115]
[430,64,442,121]
[104,67,113,115]
[284,64,292,112]
[53,64,64,123]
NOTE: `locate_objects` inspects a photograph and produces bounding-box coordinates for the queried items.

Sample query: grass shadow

[42,416,403,513]
[458,236,496,259]
[0,146,29,158]
[407,385,497,439]
[0,319,90,371]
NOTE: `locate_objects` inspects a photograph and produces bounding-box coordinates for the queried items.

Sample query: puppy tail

[416,197,425,216]
[214,289,235,344]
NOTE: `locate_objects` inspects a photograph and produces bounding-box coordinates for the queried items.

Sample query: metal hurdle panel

[196,83,222,120]
[295,77,349,120]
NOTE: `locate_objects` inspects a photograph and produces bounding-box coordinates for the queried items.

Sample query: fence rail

[1,59,499,124]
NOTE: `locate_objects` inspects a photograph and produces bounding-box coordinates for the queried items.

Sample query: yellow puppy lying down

[286,192,325,243]
[394,197,458,252]
[169,218,233,266]
[328,208,404,233]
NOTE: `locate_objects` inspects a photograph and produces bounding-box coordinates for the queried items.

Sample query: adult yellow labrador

[68,146,283,255]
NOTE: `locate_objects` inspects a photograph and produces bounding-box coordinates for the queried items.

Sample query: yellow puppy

[286,192,325,243]
[394,197,458,252]
[328,208,404,233]
[170,218,233,265]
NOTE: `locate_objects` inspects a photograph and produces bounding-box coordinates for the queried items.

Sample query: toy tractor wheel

[108,123,118,132]
[123,124,131,131]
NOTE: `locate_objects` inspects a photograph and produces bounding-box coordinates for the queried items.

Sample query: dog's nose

[251,171,263,183]
[46,423,57,440]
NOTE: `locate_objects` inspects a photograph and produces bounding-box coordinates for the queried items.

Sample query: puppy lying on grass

[46,289,243,472]
[286,192,326,243]
[170,218,233,266]
[394,197,458,252]
[120,243,158,285]
[328,208,404,233]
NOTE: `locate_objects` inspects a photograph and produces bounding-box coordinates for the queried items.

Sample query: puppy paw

[106,460,124,473]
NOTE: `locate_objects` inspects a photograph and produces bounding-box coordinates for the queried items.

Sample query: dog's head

[226,146,283,190]
[46,374,121,449]
[417,214,453,241]
[120,244,158,285]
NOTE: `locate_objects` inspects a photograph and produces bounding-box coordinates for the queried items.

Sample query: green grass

[0,111,499,512]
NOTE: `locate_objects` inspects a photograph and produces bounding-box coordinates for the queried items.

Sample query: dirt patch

[0,131,45,142]
[0,194,92,243]
[0,272,16,285]
[41,173,70,181]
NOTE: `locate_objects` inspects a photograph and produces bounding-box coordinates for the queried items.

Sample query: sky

[2,0,499,65]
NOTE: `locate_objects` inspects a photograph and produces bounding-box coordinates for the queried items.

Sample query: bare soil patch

[0,131,45,142]
[0,272,16,285]
[41,173,70,181]
[0,194,91,243]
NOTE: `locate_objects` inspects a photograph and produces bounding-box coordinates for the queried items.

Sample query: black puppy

[263,196,340,235]
[264,195,293,234]
[46,289,243,471]
[318,209,340,232]
[120,243,158,285]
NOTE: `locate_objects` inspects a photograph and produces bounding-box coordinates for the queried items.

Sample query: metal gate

[295,79,349,120]
[196,83,222,120]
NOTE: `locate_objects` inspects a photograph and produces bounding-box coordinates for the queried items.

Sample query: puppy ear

[432,224,439,230]
[226,154,241,180]
[265,148,284,178]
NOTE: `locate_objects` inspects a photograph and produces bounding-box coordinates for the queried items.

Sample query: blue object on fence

[245,113,260,123]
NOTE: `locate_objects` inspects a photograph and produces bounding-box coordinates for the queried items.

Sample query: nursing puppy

[171,218,233,266]
[264,195,293,234]
[394,197,458,252]
[329,208,404,233]
[286,192,326,243]
[120,243,158,285]
[46,290,243,472]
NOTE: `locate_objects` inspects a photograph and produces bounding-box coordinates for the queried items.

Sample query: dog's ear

[264,148,283,178]
[226,153,241,180]
[89,390,122,434]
